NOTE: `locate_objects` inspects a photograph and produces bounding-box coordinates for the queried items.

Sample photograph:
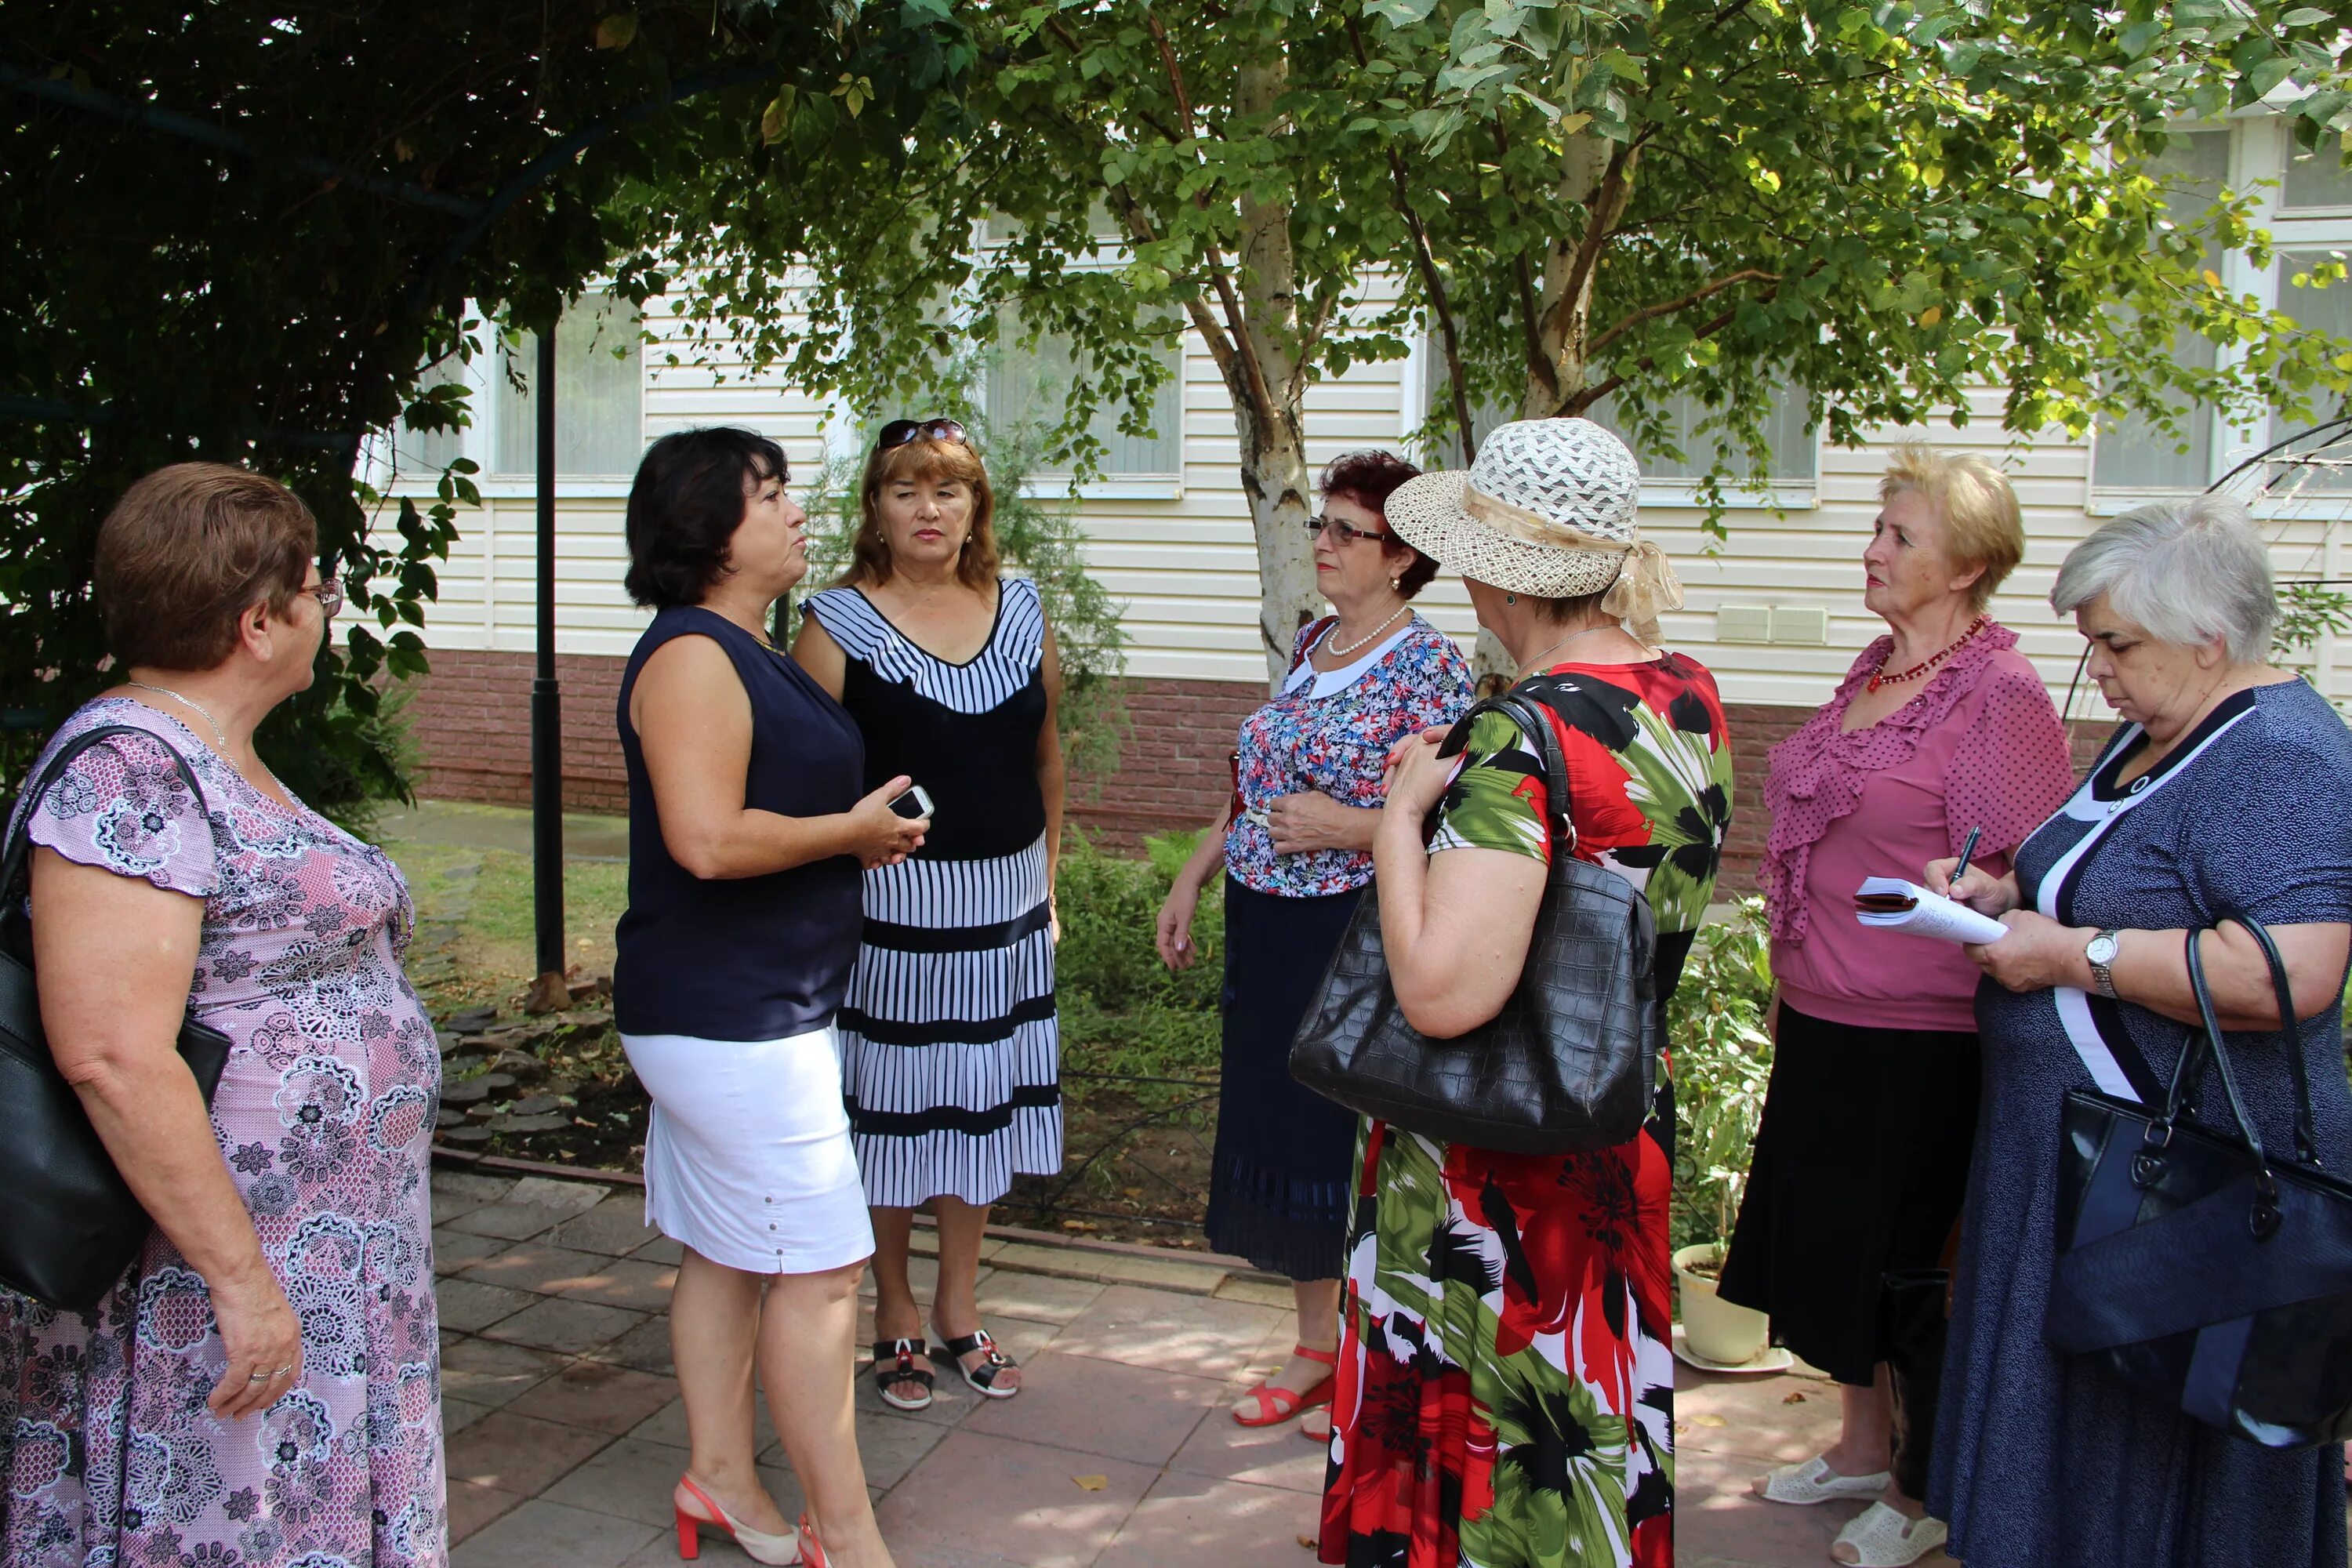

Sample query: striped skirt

[838,833,1064,1207]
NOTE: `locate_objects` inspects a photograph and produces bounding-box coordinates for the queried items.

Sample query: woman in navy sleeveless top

[615,428,924,1568]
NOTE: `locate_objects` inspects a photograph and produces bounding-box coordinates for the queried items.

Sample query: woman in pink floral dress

[1,464,445,1567]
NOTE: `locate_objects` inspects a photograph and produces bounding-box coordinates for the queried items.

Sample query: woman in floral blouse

[1320,419,1731,1568]
[1156,451,1472,1432]
[2,464,445,1567]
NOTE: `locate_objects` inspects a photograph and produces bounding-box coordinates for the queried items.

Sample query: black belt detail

[845,1082,1063,1137]
[837,993,1058,1047]
[862,902,1051,954]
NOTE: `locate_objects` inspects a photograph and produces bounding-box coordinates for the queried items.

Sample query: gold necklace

[1517,623,1617,676]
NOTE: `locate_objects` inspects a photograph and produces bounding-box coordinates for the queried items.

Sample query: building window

[2089,129,2232,496]
[986,321,1181,478]
[1591,383,1817,490]
[492,293,645,478]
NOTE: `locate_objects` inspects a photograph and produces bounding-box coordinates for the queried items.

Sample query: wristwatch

[2084,928,2122,998]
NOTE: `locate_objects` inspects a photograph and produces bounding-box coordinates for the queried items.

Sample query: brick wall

[408,649,630,815]
[409,654,1841,891]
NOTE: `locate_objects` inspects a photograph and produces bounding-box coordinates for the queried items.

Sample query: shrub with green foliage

[1670,898,1777,1254]
[1053,829,1221,1080]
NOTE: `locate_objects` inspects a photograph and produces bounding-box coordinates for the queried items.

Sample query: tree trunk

[1234,397,1319,688]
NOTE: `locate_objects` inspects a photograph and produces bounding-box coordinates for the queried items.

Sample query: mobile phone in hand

[888,783,935,821]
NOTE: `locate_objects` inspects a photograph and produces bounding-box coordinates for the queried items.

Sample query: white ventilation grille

[1715,605,1828,645]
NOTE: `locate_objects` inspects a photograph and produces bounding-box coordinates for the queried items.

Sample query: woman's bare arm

[31,848,299,1418]
[633,633,922,877]
[789,612,848,701]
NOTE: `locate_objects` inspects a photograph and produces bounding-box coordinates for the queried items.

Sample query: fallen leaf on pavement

[1693,1414,1728,1428]
[1298,1536,1319,1550]
[1073,1475,1108,1492]
[1782,1390,1807,1403]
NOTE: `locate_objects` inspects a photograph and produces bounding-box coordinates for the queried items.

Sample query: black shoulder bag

[1287,691,1660,1155]
[0,725,231,1310]
[2045,914,2352,1446]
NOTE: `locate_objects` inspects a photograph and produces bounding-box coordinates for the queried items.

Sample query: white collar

[1282,619,1419,699]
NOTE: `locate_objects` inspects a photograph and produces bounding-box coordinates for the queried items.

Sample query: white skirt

[622,1024,875,1275]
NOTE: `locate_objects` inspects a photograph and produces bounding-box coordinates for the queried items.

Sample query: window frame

[2086,114,2352,519]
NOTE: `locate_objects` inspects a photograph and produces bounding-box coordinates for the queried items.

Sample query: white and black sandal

[1831,1502,1948,1567]
[871,1338,935,1412]
[932,1327,1019,1399]
[1751,1455,1892,1505]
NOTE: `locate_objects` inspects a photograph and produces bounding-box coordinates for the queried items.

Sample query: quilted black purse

[1288,691,1659,1155]
[0,725,231,1310]
[2045,916,2352,1446]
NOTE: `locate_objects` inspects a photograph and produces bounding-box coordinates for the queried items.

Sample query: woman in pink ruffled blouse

[1718,445,2074,1568]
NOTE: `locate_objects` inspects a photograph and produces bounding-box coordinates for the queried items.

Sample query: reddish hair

[97,463,316,670]
[847,436,999,590]
[1320,450,1438,598]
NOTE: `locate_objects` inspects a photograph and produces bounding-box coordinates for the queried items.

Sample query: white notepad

[1853,877,2008,945]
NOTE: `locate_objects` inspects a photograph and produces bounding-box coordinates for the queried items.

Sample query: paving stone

[431,1229,515,1276]
[961,1349,1226,1467]
[506,1175,610,1214]
[505,1359,678,1436]
[457,1242,619,1294]
[444,1409,616,1497]
[480,1297,648,1356]
[877,1428,1157,1568]
[445,1006,500,1033]
[451,1497,662,1568]
[1051,1283,1285,1381]
[508,1094,564,1117]
[445,1481,528,1547]
[437,1336,567,1408]
[547,1256,677,1312]
[434,1277,536,1334]
[989,1240,1229,1295]
[441,1397,495,1437]
[1166,1393,1331,1494]
[429,1170,515,1220]
[435,1109,469,1131]
[972,1270,1105,1325]
[439,1126,494,1148]
[540,1436,807,1534]
[1675,1362,1848,1467]
[548,1197,660,1258]
[443,1053,488,1076]
[443,1201,580,1241]
[629,1392,779,1456]
[592,1316,677,1376]
[1214,1275,1298,1309]
[1678,1446,1884,1566]
[439,1076,505,1109]
[489,1112,571,1133]
[758,1406,946,1490]
[1093,1469,1323,1568]
[631,1234,685,1266]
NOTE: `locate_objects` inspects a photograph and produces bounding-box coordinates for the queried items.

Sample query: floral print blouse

[1221,615,1472,898]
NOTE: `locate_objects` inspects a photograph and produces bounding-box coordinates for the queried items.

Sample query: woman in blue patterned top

[1155,451,1472,1432]
[1931,497,2352,1568]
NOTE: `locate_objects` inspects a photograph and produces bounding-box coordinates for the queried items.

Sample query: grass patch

[383,840,628,1015]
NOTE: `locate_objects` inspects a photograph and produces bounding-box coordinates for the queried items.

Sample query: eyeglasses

[875,417,969,452]
[1305,514,1393,546]
[301,579,343,619]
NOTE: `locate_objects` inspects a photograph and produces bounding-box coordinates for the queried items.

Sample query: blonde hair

[1878,443,2024,610]
[847,435,1000,590]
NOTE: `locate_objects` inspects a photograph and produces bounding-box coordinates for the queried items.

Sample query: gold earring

[1390,577,1402,591]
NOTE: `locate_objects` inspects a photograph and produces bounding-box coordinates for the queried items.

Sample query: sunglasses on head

[875,417,969,452]
[1305,514,1394,546]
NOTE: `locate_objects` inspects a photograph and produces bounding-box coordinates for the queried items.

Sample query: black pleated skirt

[1202,876,1364,1281]
[1715,1000,1981,1385]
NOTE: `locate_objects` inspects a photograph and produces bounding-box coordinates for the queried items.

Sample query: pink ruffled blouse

[1760,624,2075,1032]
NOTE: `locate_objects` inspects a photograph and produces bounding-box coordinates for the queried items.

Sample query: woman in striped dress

[793,417,1063,1410]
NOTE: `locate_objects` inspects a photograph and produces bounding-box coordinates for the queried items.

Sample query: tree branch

[1566,299,1755,415]
[1586,268,1779,361]
[1494,120,1555,411]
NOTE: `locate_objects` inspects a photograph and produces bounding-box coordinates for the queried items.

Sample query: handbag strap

[1,722,212,909]
[2219,909,2322,1167]
[1443,689,1577,851]
[2183,926,2284,1224]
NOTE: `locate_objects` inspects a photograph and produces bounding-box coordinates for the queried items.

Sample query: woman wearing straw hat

[1315,419,1730,1568]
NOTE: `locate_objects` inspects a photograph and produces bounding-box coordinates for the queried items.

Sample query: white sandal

[1831,1501,1947,1566]
[1751,1455,1893,1505]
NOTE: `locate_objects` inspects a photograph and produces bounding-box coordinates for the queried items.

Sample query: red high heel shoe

[673,1475,802,1565]
[798,1515,829,1568]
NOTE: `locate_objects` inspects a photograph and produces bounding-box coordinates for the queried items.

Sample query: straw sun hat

[1385,416,1685,639]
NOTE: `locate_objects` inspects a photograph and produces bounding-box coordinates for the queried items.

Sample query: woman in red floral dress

[1319,419,1731,1568]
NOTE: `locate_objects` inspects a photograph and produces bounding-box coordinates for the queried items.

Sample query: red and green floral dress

[1318,654,1733,1568]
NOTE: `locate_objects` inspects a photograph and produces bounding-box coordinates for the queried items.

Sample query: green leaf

[593,12,637,49]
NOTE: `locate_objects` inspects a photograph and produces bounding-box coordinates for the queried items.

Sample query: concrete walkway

[429,1167,1902,1568]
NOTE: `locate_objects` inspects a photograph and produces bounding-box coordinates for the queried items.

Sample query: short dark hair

[96,463,317,670]
[1320,449,1439,599]
[623,427,788,608]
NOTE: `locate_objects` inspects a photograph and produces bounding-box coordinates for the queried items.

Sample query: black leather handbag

[1287,691,1659,1155]
[2045,915,2352,1446]
[0,725,231,1310]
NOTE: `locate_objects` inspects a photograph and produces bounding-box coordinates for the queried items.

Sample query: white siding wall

[383,290,2350,717]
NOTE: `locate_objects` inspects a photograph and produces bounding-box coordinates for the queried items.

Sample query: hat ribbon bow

[1462,485,1685,641]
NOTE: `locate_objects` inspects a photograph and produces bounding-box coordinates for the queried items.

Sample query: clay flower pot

[1673,1241,1772,1367]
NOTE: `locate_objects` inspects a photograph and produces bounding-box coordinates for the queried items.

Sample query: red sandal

[1232,1343,1338,1427]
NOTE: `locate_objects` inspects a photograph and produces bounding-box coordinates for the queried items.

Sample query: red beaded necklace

[1867,614,1989,693]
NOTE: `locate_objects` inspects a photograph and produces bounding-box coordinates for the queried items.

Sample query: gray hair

[2050,497,2276,662]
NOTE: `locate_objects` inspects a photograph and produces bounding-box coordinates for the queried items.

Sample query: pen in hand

[1949,824,1983,894]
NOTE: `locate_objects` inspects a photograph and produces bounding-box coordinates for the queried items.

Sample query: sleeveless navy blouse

[613,605,866,1041]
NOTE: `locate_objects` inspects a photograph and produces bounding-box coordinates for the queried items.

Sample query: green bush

[1054,828,1222,1078]
[1670,896,1776,1254]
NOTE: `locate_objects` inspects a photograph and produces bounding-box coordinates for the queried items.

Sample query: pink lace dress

[1,699,446,1568]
